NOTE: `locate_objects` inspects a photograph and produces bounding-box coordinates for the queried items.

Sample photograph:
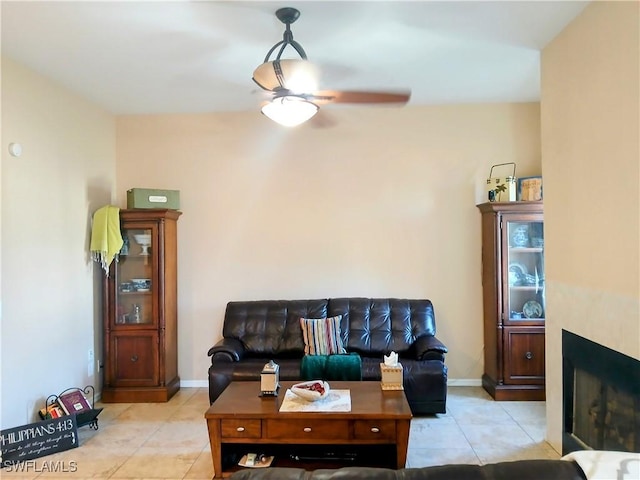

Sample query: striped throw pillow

[300,315,346,356]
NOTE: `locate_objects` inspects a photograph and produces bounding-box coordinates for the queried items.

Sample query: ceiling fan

[252,7,411,127]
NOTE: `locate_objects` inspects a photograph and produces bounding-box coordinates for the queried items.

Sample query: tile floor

[1,386,559,479]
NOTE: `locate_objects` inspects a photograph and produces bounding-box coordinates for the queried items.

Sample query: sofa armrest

[414,335,448,361]
[207,338,245,363]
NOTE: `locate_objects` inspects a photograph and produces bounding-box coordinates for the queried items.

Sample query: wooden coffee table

[204,381,412,478]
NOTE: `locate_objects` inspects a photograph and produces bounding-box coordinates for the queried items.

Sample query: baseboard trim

[446,378,482,387]
[180,380,209,388]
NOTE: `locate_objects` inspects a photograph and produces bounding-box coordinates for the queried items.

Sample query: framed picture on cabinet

[518,176,543,201]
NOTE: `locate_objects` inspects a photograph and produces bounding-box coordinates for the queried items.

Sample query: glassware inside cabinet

[115,227,153,325]
[507,220,545,321]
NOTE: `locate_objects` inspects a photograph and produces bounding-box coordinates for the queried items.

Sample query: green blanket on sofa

[300,352,362,381]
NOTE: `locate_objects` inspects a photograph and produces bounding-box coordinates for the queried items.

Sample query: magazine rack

[44,385,103,430]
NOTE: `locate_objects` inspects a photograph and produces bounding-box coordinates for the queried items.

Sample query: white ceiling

[1,1,590,115]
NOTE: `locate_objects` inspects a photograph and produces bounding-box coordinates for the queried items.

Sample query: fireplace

[563,330,640,454]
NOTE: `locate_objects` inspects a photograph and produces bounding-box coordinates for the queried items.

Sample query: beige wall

[541,1,640,452]
[116,104,542,385]
[1,57,116,428]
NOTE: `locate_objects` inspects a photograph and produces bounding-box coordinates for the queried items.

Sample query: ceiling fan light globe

[261,96,319,127]
[252,59,319,92]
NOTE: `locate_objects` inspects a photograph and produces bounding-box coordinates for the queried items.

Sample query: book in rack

[38,403,65,420]
[58,389,92,415]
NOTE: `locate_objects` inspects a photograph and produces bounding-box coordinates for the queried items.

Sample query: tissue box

[127,188,180,210]
[380,363,403,391]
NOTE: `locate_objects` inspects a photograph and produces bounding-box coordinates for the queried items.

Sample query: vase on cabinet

[477,201,545,401]
[102,209,181,403]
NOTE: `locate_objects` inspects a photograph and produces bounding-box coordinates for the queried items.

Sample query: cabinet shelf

[510,286,544,291]
[509,247,543,253]
[113,323,154,327]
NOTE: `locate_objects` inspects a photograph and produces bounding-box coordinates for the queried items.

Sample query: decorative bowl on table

[291,380,330,402]
[131,278,151,292]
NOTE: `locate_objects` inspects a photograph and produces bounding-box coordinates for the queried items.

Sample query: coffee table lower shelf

[220,443,397,477]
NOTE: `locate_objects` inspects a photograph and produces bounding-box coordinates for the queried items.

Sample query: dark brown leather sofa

[227,461,587,480]
[207,298,448,414]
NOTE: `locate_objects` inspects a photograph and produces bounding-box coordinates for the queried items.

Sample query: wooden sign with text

[0,415,78,466]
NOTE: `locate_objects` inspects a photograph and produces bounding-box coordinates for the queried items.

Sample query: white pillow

[562,450,640,480]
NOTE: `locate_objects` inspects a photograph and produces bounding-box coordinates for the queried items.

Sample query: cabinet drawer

[110,332,159,386]
[353,420,396,441]
[265,419,349,440]
[504,327,545,384]
[220,419,261,439]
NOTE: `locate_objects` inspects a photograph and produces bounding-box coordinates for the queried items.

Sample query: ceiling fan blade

[310,90,411,105]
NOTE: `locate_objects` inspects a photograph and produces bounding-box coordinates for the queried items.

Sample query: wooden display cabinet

[102,209,181,402]
[477,201,545,401]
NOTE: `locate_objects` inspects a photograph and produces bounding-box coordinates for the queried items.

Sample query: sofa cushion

[223,300,328,356]
[210,358,304,381]
[300,315,346,355]
[328,298,436,355]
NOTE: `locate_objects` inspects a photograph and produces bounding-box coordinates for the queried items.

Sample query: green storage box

[127,188,180,210]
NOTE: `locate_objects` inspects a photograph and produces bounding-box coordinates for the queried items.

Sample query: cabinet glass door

[506,220,545,322]
[115,227,154,325]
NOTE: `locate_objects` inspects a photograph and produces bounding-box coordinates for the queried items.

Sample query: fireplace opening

[562,330,640,455]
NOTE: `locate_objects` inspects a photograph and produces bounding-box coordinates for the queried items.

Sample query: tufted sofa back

[223,300,328,356]
[328,298,436,356]
[223,298,436,358]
